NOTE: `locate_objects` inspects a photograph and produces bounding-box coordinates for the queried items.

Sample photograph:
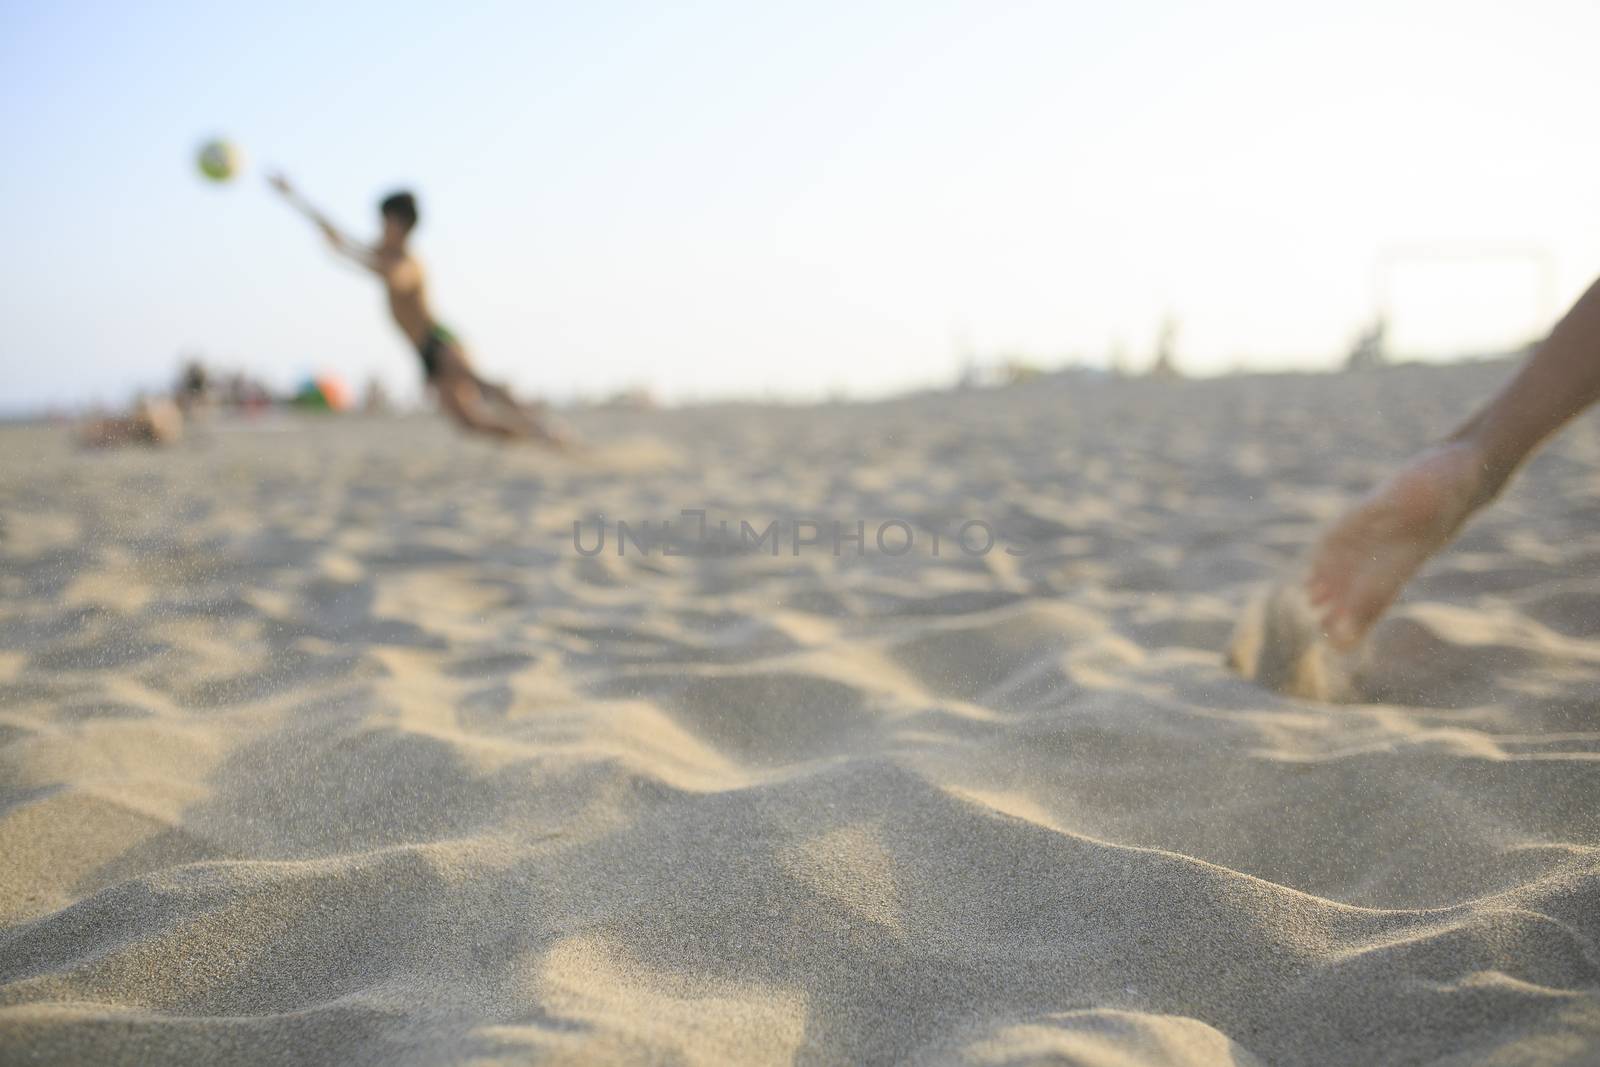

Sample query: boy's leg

[427,344,525,439]
[441,341,573,447]
[474,377,528,411]
[433,370,522,439]
[1307,273,1600,647]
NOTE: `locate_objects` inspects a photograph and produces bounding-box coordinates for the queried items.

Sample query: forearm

[272,181,343,241]
[1449,273,1600,503]
[292,201,367,261]
[280,189,327,227]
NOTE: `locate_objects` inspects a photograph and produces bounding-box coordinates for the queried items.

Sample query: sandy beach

[2,360,1599,1065]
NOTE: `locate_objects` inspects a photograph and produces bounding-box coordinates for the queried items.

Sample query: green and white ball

[197,139,241,182]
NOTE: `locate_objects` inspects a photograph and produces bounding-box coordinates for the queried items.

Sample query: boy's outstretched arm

[267,173,380,271]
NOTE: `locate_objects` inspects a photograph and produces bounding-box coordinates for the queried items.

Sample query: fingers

[1316,576,1391,651]
[1322,611,1361,650]
[1307,574,1354,647]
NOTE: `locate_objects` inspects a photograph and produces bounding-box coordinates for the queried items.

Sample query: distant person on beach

[1308,273,1600,647]
[269,175,569,445]
[80,397,183,448]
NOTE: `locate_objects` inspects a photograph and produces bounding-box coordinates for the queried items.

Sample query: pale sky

[3,0,1598,411]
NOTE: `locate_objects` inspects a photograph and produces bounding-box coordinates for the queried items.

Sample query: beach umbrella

[292,375,352,411]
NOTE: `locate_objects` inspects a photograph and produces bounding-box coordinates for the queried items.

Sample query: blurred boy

[270,175,568,445]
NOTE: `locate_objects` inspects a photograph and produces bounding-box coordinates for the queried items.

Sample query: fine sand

[3,361,1599,1065]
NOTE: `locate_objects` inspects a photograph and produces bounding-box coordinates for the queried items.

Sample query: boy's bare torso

[375,250,434,348]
